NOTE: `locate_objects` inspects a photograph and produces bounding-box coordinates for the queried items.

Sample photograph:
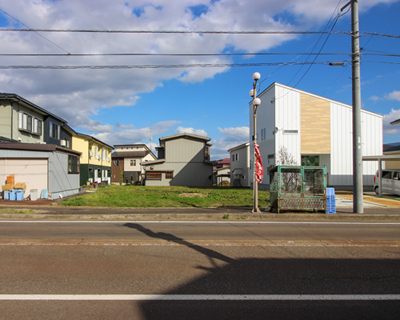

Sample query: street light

[250,72,261,213]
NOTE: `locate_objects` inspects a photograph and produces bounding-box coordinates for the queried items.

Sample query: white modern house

[250,82,383,190]
[228,142,251,187]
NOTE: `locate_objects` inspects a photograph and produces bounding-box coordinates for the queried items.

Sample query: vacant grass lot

[60,185,270,208]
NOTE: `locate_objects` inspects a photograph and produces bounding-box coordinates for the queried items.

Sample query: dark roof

[384,145,400,153]
[0,136,19,143]
[0,93,67,123]
[390,118,400,125]
[0,142,81,156]
[112,151,150,158]
[159,133,211,143]
[75,133,114,149]
[114,143,148,148]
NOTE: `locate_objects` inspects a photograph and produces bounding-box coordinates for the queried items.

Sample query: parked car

[374,169,400,195]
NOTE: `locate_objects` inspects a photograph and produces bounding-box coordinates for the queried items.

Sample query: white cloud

[383,109,400,135]
[93,120,181,146]
[0,0,395,141]
[210,126,250,159]
[175,126,208,136]
[385,91,400,101]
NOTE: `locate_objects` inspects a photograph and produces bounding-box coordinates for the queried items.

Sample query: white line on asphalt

[0,220,400,225]
[0,294,399,301]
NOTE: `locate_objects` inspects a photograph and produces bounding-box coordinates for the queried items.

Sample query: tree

[275,147,301,192]
[276,146,296,166]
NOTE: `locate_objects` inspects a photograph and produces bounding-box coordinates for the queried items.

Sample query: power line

[0,61,348,69]
[1,28,398,39]
[1,52,397,59]
[0,8,70,54]
[0,28,351,35]
[0,52,353,57]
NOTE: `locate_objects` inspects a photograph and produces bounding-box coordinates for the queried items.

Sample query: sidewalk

[0,193,399,221]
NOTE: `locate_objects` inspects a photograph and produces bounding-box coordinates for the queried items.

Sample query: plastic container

[30,189,38,201]
[3,190,10,200]
[326,188,336,214]
[9,190,16,201]
[15,190,24,201]
[40,189,49,199]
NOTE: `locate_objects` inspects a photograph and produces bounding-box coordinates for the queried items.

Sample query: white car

[374,169,400,195]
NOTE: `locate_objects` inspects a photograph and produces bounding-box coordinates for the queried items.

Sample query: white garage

[0,159,48,196]
[0,143,80,200]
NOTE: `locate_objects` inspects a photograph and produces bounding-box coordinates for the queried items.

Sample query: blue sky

[0,0,399,159]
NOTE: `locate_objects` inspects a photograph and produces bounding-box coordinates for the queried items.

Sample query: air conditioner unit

[60,140,66,147]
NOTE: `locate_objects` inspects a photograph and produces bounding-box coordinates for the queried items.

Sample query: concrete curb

[0,212,399,221]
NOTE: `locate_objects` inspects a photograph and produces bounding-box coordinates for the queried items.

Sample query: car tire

[374,186,379,195]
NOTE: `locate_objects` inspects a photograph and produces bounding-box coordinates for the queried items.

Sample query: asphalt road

[1,221,399,319]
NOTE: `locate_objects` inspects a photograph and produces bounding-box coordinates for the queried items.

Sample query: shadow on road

[123,223,234,268]
[123,223,400,320]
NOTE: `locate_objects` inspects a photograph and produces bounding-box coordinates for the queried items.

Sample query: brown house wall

[111,158,124,183]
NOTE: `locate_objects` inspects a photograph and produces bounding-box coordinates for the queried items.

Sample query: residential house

[250,82,383,190]
[72,132,113,186]
[228,142,251,187]
[212,158,230,186]
[0,93,82,199]
[142,133,213,186]
[0,93,73,148]
[0,142,81,200]
[383,145,400,169]
[111,144,157,184]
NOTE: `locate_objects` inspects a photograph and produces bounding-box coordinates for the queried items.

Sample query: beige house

[111,144,157,184]
[228,142,251,187]
[384,145,400,169]
[72,133,113,186]
[142,133,213,186]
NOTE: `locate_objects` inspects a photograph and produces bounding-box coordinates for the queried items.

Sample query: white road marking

[0,220,399,225]
[0,294,399,301]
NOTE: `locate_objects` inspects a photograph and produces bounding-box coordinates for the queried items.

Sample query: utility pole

[342,0,363,213]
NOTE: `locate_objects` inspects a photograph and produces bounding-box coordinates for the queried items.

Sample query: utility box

[269,166,327,213]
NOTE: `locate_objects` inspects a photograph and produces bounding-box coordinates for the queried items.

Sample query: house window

[205,146,210,161]
[232,155,235,162]
[235,154,239,161]
[284,130,298,134]
[68,155,80,174]
[19,112,42,135]
[301,156,320,166]
[130,160,136,166]
[147,171,162,180]
[49,122,60,139]
[166,172,173,179]
[33,118,42,135]
[261,128,266,140]
[113,160,119,166]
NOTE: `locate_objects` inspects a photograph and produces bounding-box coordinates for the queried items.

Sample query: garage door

[0,159,48,196]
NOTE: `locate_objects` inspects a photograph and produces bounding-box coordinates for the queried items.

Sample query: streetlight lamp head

[253,97,261,106]
[249,89,255,97]
[252,72,261,81]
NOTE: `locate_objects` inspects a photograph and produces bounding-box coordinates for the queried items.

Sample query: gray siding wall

[146,137,212,186]
[11,102,45,143]
[1,149,80,199]
[146,162,213,187]
[0,102,12,138]
[49,151,80,199]
[165,138,206,162]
